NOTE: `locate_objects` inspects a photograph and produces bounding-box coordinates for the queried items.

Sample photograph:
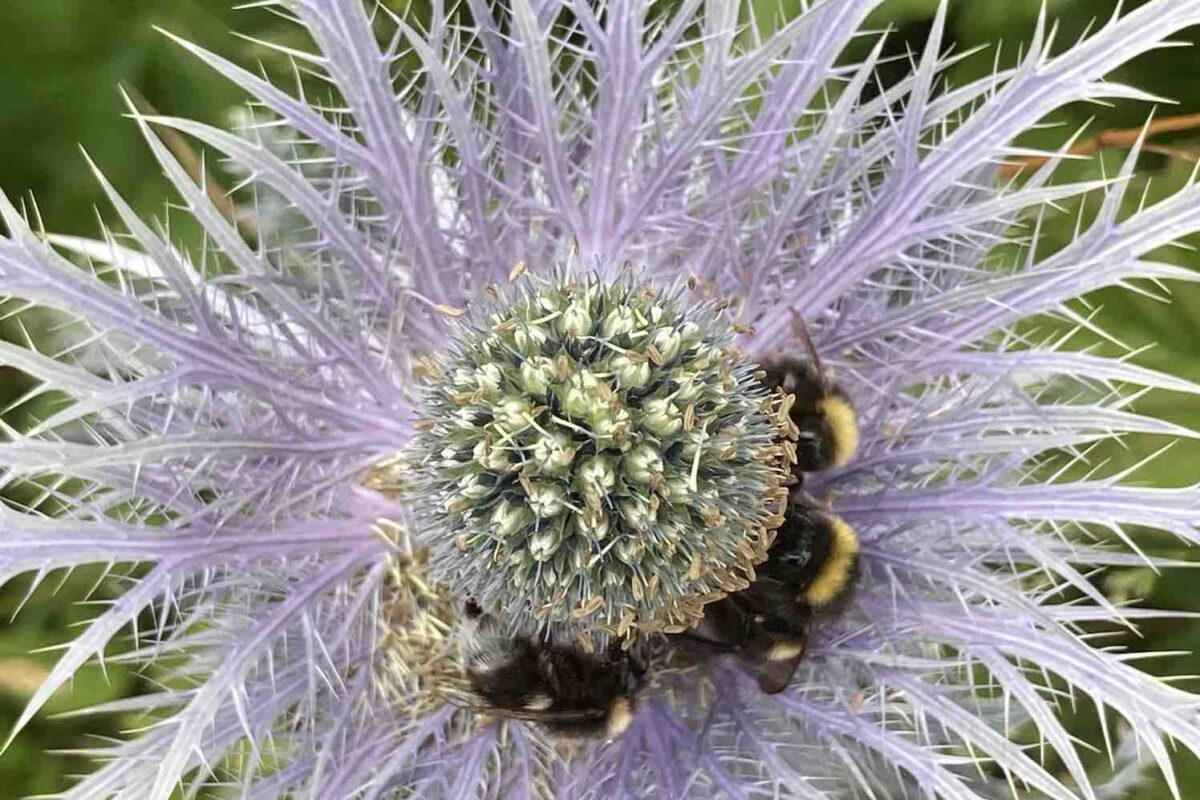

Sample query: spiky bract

[409,267,786,642]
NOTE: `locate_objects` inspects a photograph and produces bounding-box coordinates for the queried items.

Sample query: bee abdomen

[800,514,859,610]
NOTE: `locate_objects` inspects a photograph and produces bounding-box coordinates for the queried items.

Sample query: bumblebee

[675,334,861,693]
[759,355,859,475]
[459,601,643,741]
[682,498,859,692]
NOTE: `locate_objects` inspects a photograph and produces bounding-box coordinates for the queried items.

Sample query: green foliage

[0,2,277,233]
[0,568,142,796]
[0,4,280,793]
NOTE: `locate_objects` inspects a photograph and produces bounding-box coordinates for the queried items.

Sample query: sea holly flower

[410,268,788,644]
[3,0,1200,797]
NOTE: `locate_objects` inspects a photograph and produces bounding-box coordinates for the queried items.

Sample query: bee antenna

[788,311,829,393]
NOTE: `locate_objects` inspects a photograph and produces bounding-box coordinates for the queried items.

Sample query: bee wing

[685,616,736,649]
[460,704,606,722]
[788,311,829,393]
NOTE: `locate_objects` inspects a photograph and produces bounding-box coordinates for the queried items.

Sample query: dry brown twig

[998,112,1200,178]
[123,86,259,242]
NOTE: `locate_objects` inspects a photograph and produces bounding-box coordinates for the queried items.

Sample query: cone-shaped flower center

[408,267,790,644]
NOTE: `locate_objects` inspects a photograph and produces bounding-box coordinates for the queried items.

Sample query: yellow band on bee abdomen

[816,396,859,468]
[803,516,858,608]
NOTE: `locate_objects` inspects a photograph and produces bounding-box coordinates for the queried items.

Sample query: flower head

[5,1,1200,798]
[408,265,787,641]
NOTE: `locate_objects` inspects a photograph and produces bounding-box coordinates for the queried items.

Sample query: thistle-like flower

[410,268,788,643]
[4,1,1200,798]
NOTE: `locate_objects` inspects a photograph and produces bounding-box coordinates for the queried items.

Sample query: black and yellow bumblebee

[675,344,861,694]
[759,354,859,475]
[683,494,860,693]
[459,600,643,740]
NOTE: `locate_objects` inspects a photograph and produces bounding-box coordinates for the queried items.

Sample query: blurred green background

[1,0,1199,796]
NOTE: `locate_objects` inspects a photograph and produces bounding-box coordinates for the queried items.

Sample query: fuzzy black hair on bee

[672,319,863,692]
[760,357,859,475]
[459,601,642,741]
[759,317,859,475]
[677,498,859,693]
[768,498,860,613]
